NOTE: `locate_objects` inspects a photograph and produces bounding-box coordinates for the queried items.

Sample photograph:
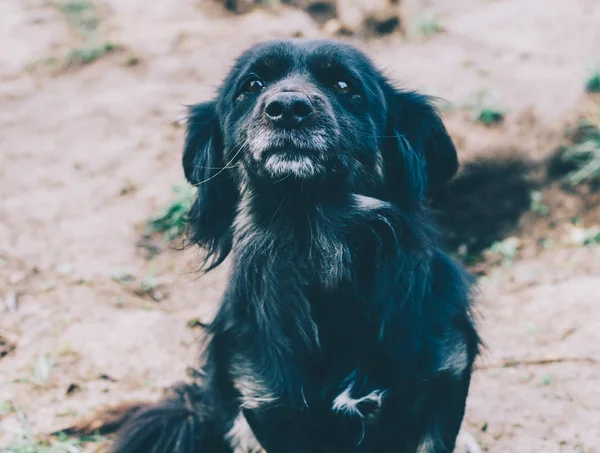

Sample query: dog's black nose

[264,93,313,127]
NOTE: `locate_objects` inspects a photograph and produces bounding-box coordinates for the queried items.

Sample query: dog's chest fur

[217,191,474,452]
[227,192,402,416]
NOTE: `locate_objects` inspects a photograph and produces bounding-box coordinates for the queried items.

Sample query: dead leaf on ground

[0,333,16,359]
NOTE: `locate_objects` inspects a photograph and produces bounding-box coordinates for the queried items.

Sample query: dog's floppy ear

[383,88,458,200]
[183,101,238,270]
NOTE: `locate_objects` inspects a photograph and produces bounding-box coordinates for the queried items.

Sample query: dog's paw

[455,431,482,453]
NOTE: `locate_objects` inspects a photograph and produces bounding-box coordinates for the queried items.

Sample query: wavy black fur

[111,39,480,453]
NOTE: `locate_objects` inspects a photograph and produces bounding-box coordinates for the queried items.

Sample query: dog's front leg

[413,373,473,453]
[225,410,266,453]
[241,406,315,453]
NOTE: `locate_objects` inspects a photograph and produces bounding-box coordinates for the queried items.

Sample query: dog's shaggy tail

[64,383,232,453]
[59,401,147,437]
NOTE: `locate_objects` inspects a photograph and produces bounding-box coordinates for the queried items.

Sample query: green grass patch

[569,225,600,246]
[415,14,443,39]
[146,183,197,241]
[65,41,118,66]
[539,373,553,387]
[4,431,106,453]
[475,107,505,126]
[1,400,15,415]
[54,0,119,67]
[585,69,600,93]
[559,110,600,185]
[471,91,505,126]
[59,0,99,35]
[529,190,549,215]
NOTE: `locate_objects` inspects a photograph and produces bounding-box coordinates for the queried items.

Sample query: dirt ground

[1,0,600,452]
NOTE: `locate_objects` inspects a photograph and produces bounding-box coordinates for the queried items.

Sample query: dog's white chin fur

[264,153,322,179]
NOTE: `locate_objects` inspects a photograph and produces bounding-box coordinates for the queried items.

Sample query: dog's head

[183,39,458,266]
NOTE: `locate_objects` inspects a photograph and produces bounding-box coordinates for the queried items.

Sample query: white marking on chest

[229,355,277,410]
[332,381,387,418]
[226,413,265,453]
[352,194,391,212]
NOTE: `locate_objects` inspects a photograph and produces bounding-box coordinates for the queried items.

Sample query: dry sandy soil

[1,0,600,451]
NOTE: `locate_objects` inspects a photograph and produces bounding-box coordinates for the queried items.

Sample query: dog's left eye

[332,80,354,94]
[242,78,265,93]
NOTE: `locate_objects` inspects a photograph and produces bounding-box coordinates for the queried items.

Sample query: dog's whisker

[267,199,284,231]
[273,173,293,184]
[192,165,230,170]
[191,144,245,187]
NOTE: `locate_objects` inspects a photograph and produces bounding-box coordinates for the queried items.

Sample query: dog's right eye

[242,78,265,94]
[332,80,353,94]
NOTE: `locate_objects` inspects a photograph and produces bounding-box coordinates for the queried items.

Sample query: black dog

[111,39,480,453]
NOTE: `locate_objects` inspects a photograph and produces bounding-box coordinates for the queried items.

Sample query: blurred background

[1,0,600,451]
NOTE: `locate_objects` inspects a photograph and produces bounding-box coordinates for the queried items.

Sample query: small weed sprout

[415,13,443,39]
[476,108,505,126]
[529,191,549,215]
[585,69,600,93]
[539,373,553,387]
[472,91,505,126]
